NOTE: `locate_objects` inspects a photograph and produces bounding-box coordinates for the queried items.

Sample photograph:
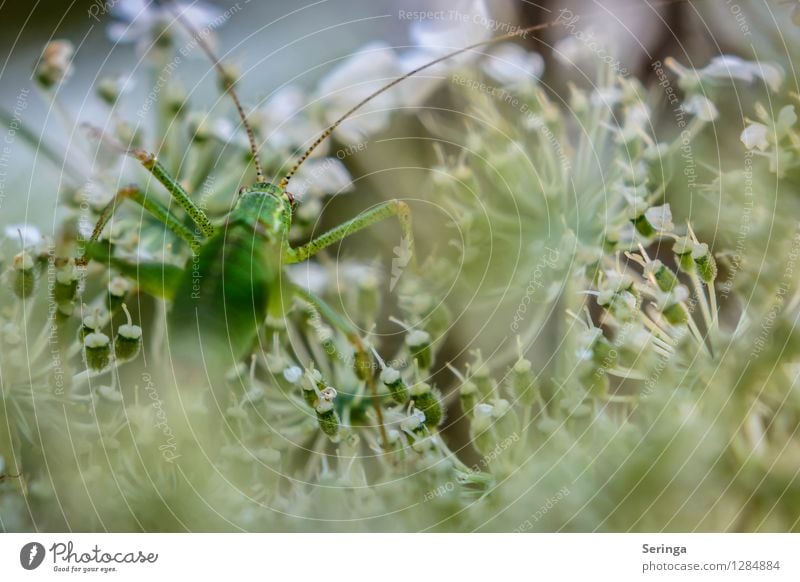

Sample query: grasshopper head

[235,182,293,241]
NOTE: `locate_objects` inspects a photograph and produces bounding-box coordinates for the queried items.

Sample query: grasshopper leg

[282,199,415,269]
[291,283,390,448]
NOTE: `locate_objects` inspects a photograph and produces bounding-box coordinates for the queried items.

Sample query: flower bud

[54,259,79,304]
[12,252,37,299]
[353,348,373,381]
[380,366,408,404]
[83,332,111,372]
[410,382,442,428]
[35,40,74,88]
[645,260,679,292]
[107,276,130,311]
[78,310,107,342]
[406,329,432,369]
[692,243,717,283]
[511,357,538,406]
[282,366,303,384]
[672,237,695,273]
[459,380,478,417]
[114,305,141,362]
[315,387,340,438]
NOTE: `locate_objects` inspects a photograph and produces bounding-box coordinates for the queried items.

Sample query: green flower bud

[662,302,688,325]
[54,259,79,304]
[459,380,478,417]
[12,252,37,299]
[83,332,111,372]
[380,367,408,404]
[512,357,538,406]
[78,311,107,343]
[646,260,679,292]
[114,305,142,362]
[302,370,324,408]
[631,213,655,238]
[107,276,130,311]
[35,40,74,88]
[96,76,124,105]
[315,387,340,438]
[672,237,695,273]
[353,348,373,381]
[692,243,717,283]
[406,329,432,369]
[411,382,442,428]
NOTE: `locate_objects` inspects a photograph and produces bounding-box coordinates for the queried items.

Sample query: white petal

[4,224,42,247]
[700,56,783,91]
[777,105,797,134]
[286,263,328,295]
[317,42,401,141]
[645,204,673,232]
[682,95,718,122]
[482,43,544,88]
[410,0,491,54]
[110,0,148,22]
[293,157,354,197]
[740,123,769,151]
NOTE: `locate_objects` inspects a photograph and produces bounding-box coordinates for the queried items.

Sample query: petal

[482,43,544,88]
[777,105,797,135]
[410,0,491,53]
[682,95,718,122]
[317,42,401,139]
[740,123,769,151]
[645,204,673,232]
[293,157,354,197]
[4,224,42,247]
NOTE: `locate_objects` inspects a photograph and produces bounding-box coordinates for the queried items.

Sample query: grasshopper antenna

[278,18,557,188]
[164,1,265,182]
[278,0,692,189]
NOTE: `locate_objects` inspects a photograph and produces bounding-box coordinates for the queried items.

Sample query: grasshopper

[77,5,556,441]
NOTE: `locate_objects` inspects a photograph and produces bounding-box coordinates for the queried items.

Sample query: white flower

[697,56,783,92]
[107,0,224,55]
[396,0,490,107]
[292,157,354,199]
[257,86,326,155]
[776,104,798,134]
[4,225,42,248]
[740,123,770,151]
[316,42,401,143]
[644,203,674,232]
[282,366,303,384]
[666,55,784,92]
[481,43,544,89]
[286,262,328,295]
[682,95,718,122]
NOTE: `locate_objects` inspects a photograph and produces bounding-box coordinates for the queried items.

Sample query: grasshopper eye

[286,191,297,211]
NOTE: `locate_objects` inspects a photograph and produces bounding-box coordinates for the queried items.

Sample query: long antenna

[165,1,265,182]
[277,19,562,188]
[278,0,693,189]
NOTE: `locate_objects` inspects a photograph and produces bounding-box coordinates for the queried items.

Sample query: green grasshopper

[78,6,554,440]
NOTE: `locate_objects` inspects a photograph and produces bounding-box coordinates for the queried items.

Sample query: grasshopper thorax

[234,182,293,241]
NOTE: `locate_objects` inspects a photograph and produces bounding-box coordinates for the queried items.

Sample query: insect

[76,5,558,441]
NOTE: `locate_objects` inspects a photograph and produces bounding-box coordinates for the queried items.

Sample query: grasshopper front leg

[282,199,415,269]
